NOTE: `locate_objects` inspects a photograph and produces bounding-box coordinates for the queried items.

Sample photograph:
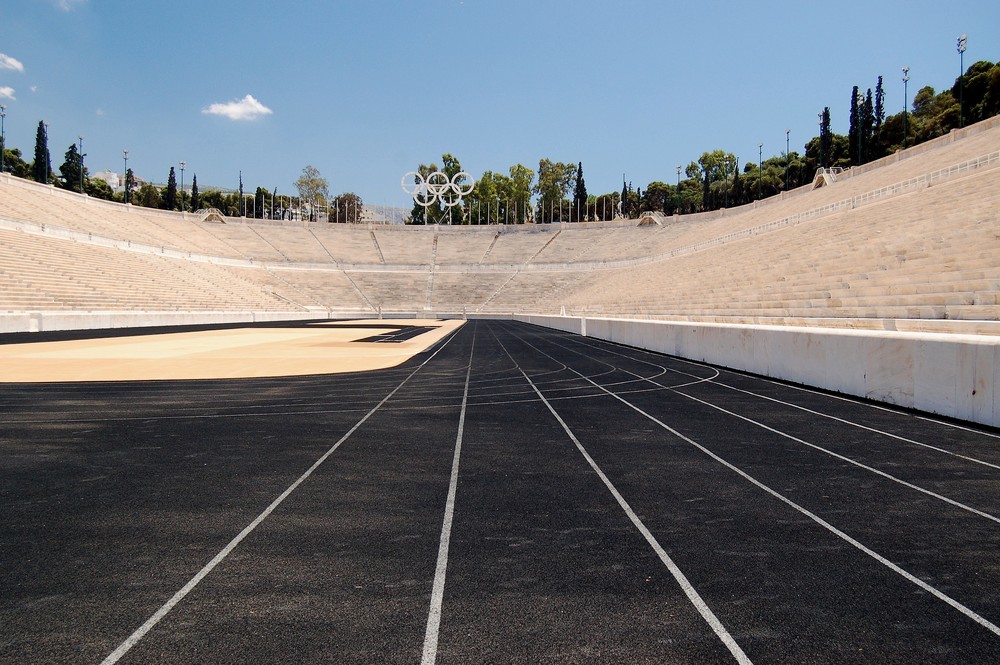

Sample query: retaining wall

[516,315,999,429]
[0,310,344,333]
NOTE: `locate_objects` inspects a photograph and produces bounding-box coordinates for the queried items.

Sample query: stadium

[3,85,1000,665]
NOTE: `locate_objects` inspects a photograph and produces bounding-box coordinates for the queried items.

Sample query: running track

[2,320,1000,663]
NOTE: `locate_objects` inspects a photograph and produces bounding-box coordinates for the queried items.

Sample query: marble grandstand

[1,115,998,334]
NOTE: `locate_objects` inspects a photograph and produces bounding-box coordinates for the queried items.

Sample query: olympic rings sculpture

[401,170,475,208]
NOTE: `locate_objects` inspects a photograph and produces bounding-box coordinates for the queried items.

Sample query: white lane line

[99,328,463,665]
[709,381,1000,471]
[554,334,1000,520]
[492,327,753,665]
[666,388,1000,525]
[604,392,1000,639]
[421,327,476,665]
[513,328,1000,640]
[653,342,1000,441]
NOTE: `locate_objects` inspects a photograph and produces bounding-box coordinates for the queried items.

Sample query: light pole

[0,104,6,174]
[757,143,763,200]
[785,129,790,191]
[902,66,910,149]
[818,112,824,169]
[179,161,186,212]
[957,34,967,128]
[123,149,129,204]
[675,165,681,214]
[78,136,85,194]
[43,122,49,185]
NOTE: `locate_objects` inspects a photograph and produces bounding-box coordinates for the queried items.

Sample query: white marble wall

[519,315,999,428]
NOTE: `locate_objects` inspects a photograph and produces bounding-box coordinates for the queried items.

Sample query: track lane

[502,320,1000,661]
[431,324,745,663]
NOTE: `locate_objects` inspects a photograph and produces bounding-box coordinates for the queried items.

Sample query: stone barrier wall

[515,315,999,429]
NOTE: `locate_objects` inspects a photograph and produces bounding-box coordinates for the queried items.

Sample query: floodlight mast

[785,129,790,191]
[43,122,49,184]
[757,143,763,200]
[0,104,6,175]
[957,34,967,128]
[902,67,910,148]
[78,136,85,194]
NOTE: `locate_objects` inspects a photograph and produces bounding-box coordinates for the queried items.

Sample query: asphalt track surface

[2,319,1000,664]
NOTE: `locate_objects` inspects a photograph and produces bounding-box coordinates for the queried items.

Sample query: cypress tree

[32,121,51,183]
[58,143,83,192]
[873,76,886,158]
[861,89,875,163]
[620,178,628,218]
[572,162,587,221]
[125,168,135,204]
[190,175,200,211]
[732,159,743,205]
[849,86,860,166]
[820,107,832,169]
[164,166,178,210]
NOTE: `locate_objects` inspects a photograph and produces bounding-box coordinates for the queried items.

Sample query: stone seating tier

[0,116,997,326]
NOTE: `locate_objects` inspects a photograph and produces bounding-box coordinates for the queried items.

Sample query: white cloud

[0,86,15,100]
[0,53,24,73]
[202,94,273,121]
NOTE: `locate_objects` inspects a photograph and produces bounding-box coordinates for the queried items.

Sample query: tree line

[405,59,998,223]
[2,59,996,223]
[1,127,364,222]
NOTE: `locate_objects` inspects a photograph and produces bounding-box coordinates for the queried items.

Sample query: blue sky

[1,0,997,206]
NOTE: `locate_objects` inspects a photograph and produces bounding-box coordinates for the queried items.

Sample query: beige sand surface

[0,319,464,382]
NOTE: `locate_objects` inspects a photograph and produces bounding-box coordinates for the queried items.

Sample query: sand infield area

[0,318,464,382]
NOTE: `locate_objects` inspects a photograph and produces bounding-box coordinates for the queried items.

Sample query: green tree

[592,192,619,221]
[294,165,329,222]
[873,76,886,159]
[124,168,135,204]
[469,170,516,225]
[861,88,874,163]
[731,162,743,206]
[642,181,671,215]
[136,182,161,209]
[535,159,576,223]
[806,130,849,171]
[467,169,497,224]
[190,175,200,211]
[911,85,959,143]
[200,190,229,215]
[84,177,114,200]
[849,86,860,165]
[164,166,178,210]
[955,60,1000,124]
[2,146,30,177]
[821,107,832,168]
[407,162,441,225]
[331,192,364,223]
[439,154,468,225]
[32,121,51,183]
[689,149,737,210]
[572,162,587,221]
[507,163,534,224]
[58,142,86,192]
[253,186,268,219]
